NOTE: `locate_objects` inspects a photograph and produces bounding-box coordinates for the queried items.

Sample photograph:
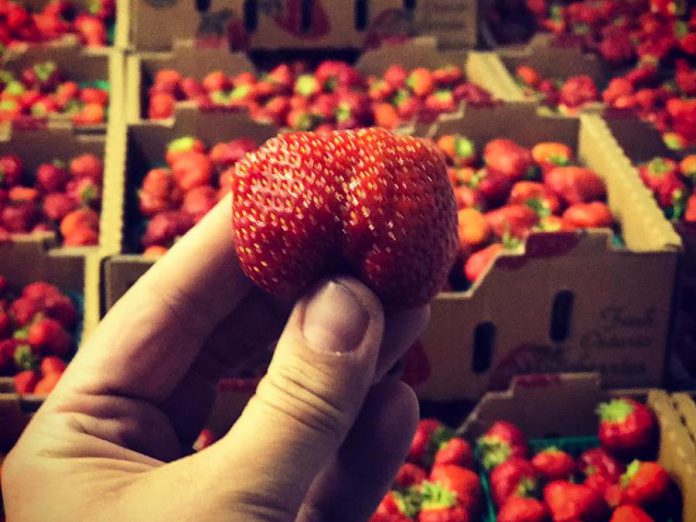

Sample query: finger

[186,277,385,521]
[62,195,252,402]
[297,379,419,522]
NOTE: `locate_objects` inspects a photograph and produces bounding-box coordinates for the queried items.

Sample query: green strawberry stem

[597,399,634,422]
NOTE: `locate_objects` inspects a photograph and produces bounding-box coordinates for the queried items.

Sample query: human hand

[2,196,429,522]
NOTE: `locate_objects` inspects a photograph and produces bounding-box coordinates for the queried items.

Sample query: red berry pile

[147,61,495,131]
[0,277,78,395]
[137,136,257,256]
[474,398,679,522]
[0,0,115,48]
[638,154,696,222]
[371,419,481,522]
[0,152,103,246]
[515,66,601,116]
[434,135,614,287]
[0,61,109,126]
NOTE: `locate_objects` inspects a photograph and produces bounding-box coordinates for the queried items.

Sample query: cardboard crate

[0,124,124,256]
[117,0,477,53]
[1,46,124,134]
[603,115,696,387]
[414,104,680,401]
[126,38,498,124]
[0,238,101,403]
[459,373,696,522]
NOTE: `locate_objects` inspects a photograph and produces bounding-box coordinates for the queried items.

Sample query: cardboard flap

[458,373,606,438]
[104,256,155,310]
[466,52,525,102]
[355,37,460,74]
[498,45,606,85]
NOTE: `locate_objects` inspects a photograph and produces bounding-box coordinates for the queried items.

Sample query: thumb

[194,277,385,520]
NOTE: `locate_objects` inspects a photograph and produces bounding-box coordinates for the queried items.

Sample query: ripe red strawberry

[436,135,477,167]
[559,75,600,108]
[638,158,686,209]
[171,152,213,192]
[490,458,538,508]
[28,318,71,357]
[149,92,176,119]
[516,65,542,88]
[408,419,453,467]
[60,208,99,239]
[532,447,575,482]
[209,139,257,169]
[686,193,696,222]
[1,203,39,233]
[578,447,625,486]
[75,14,107,46]
[464,243,504,283]
[432,66,464,87]
[545,166,606,205]
[0,338,16,373]
[14,369,39,394]
[0,155,23,188]
[231,129,457,307]
[9,187,40,204]
[395,463,428,489]
[508,181,561,215]
[597,399,657,457]
[476,421,529,470]
[483,139,535,181]
[153,69,182,95]
[531,142,573,170]
[335,91,372,130]
[182,186,217,223]
[166,136,206,167]
[40,355,67,376]
[544,481,608,522]
[433,438,474,469]
[607,460,671,508]
[563,202,613,228]
[485,204,538,239]
[34,371,62,395]
[498,496,548,522]
[429,465,481,512]
[407,68,435,97]
[142,211,194,248]
[68,177,100,207]
[471,169,512,205]
[69,154,103,182]
[610,505,654,522]
[36,162,69,192]
[458,208,491,250]
[384,65,409,89]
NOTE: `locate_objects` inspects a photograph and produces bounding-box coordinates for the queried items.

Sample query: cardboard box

[459,373,696,522]
[415,104,680,401]
[117,0,477,53]
[603,115,696,387]
[1,46,123,134]
[126,39,497,124]
[0,238,101,407]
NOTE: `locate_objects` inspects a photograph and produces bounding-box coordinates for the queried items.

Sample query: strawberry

[67,177,100,207]
[75,14,106,46]
[407,68,435,97]
[80,87,108,106]
[545,167,606,205]
[395,463,428,489]
[210,139,257,169]
[373,102,400,129]
[0,155,23,188]
[315,61,364,91]
[476,421,529,470]
[28,318,71,357]
[335,91,372,129]
[578,447,625,486]
[686,193,696,222]
[610,505,654,522]
[509,181,561,216]
[64,227,98,246]
[9,187,40,204]
[498,496,548,522]
[485,205,538,239]
[14,369,39,394]
[182,186,217,223]
[544,481,608,522]
[286,107,319,131]
[143,245,168,258]
[532,447,575,482]
[597,399,657,457]
[464,243,504,283]
[60,208,99,239]
[0,338,16,373]
[373,490,414,519]
[1,203,39,233]
[171,152,213,192]
[608,460,671,508]
[231,129,457,307]
[483,139,535,181]
[40,355,67,376]
[34,371,62,395]
[36,162,69,192]
[433,438,474,469]
[559,76,600,108]
[408,419,454,467]
[453,185,485,210]
[153,69,182,95]
[531,142,573,170]
[471,169,512,206]
[638,158,687,209]
[598,30,635,66]
[166,136,206,167]
[679,154,696,181]
[429,465,481,512]
[149,92,176,119]
[69,153,103,182]
[675,60,696,97]
[436,135,477,167]
[142,211,194,248]
[516,65,542,88]
[457,208,490,251]
[490,458,538,508]
[453,84,495,108]
[384,65,409,90]
[563,202,613,228]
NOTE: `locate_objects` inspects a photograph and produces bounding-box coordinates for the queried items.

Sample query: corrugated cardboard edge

[579,113,682,253]
[466,52,526,102]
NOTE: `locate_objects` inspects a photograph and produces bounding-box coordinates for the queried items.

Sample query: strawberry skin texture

[232,128,457,307]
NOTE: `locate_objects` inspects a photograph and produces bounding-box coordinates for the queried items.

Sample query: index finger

[65,195,253,402]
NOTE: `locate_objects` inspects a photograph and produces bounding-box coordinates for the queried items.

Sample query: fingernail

[303,280,370,353]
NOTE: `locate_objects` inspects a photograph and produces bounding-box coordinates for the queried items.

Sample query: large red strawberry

[544,166,606,205]
[476,421,529,470]
[429,464,481,513]
[498,496,548,522]
[531,447,575,481]
[606,460,671,508]
[231,129,457,307]
[544,480,608,522]
[597,398,657,457]
[490,458,539,508]
[578,447,625,490]
[483,139,535,181]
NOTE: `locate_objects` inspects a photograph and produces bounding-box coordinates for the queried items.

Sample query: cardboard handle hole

[472,322,496,374]
[244,0,258,31]
[300,0,313,34]
[355,0,368,31]
[195,0,210,13]
[550,290,574,342]
[403,0,416,10]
